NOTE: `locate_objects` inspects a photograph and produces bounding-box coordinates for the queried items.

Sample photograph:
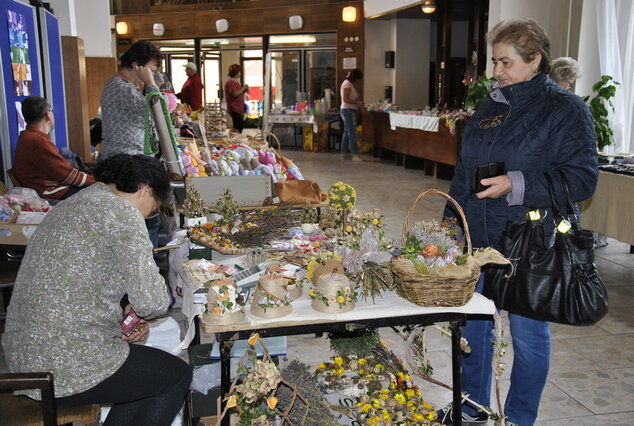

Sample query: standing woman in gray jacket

[99,41,162,160]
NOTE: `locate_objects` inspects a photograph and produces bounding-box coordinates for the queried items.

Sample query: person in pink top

[224,64,249,133]
[339,68,364,161]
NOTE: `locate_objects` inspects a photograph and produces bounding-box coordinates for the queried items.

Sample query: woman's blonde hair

[487,18,551,74]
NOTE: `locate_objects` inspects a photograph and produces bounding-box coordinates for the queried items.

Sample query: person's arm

[519,99,598,207]
[37,141,96,188]
[109,215,170,319]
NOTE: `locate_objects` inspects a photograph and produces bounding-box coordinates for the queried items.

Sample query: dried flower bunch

[300,200,318,224]
[327,181,356,211]
[304,251,343,282]
[182,185,208,218]
[403,218,467,274]
[218,334,310,426]
[314,349,437,424]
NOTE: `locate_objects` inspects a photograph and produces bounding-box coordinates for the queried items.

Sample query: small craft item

[310,259,345,285]
[182,259,224,285]
[268,262,302,301]
[310,273,357,314]
[203,278,245,325]
[251,273,292,318]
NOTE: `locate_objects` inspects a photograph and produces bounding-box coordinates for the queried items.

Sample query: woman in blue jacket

[438,19,598,426]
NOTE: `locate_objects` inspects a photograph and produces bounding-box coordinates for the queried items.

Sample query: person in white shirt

[339,68,364,161]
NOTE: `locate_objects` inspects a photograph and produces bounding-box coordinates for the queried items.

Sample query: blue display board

[41,8,67,149]
[0,0,42,167]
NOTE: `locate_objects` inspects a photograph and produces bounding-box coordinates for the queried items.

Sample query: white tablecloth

[265,113,319,133]
[389,112,440,132]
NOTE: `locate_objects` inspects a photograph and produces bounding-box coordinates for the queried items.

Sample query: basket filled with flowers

[391,189,508,307]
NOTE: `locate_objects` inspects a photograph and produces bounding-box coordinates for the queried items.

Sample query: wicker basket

[391,189,479,307]
[249,131,281,154]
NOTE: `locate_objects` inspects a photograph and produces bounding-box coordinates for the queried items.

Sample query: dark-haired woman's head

[228,64,241,78]
[346,69,363,82]
[94,154,171,213]
[119,41,162,69]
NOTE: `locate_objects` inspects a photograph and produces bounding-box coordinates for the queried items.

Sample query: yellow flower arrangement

[327,182,356,211]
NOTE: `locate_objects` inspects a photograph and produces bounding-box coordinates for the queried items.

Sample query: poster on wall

[7,10,32,96]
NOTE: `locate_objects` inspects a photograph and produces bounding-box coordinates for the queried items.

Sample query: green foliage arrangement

[464,75,495,111]
[328,327,381,358]
[582,75,621,151]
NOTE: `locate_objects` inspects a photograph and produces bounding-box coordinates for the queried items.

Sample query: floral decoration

[308,286,358,308]
[328,181,356,211]
[439,110,468,136]
[403,218,467,274]
[305,251,343,281]
[205,284,245,315]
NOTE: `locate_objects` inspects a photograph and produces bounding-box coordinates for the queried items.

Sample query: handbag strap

[544,172,580,231]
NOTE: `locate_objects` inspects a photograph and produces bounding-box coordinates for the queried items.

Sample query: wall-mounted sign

[344,47,354,53]
[343,57,356,69]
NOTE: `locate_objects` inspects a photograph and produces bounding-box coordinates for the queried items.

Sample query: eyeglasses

[478,114,504,129]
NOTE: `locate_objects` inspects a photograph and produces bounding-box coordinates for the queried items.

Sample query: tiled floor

[2,149,633,425]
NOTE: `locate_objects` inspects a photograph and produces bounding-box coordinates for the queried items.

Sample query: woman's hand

[121,304,149,342]
[475,175,512,199]
[133,65,156,87]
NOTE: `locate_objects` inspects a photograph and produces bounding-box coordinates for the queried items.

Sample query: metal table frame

[213,311,493,426]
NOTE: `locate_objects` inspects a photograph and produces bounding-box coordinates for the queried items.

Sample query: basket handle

[402,189,472,255]
[253,131,282,155]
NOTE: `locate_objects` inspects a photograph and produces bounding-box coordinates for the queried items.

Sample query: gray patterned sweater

[1,183,170,397]
[99,76,159,160]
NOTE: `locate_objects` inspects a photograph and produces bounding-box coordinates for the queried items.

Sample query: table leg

[450,320,463,426]
[220,339,234,426]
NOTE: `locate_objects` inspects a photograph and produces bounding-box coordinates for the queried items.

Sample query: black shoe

[436,402,488,425]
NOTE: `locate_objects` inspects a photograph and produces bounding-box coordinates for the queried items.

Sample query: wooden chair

[7,169,22,187]
[0,372,100,426]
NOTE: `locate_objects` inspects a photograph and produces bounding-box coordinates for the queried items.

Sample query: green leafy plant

[582,75,621,151]
[464,75,495,111]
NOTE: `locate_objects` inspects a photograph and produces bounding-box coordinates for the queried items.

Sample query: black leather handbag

[483,172,608,325]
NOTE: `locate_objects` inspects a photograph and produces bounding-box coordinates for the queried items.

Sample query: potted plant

[582,75,621,151]
[464,75,495,112]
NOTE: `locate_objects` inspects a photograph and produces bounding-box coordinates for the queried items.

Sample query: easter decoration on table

[268,262,303,301]
[309,272,358,314]
[203,278,245,325]
[334,209,395,302]
[391,189,509,307]
[250,273,292,318]
[182,184,209,227]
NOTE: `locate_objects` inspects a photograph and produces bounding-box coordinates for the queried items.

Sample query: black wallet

[471,162,505,193]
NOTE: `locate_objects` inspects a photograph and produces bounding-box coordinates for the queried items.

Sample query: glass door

[270,51,300,109]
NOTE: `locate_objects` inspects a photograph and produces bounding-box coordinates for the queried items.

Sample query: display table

[205,290,495,426]
[580,170,634,249]
[363,110,462,179]
[264,113,318,133]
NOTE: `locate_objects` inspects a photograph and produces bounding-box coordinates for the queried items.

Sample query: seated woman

[1,154,192,426]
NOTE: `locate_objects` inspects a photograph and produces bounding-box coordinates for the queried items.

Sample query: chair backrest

[7,169,22,187]
[0,372,57,426]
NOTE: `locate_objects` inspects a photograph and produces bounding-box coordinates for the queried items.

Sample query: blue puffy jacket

[446,73,598,249]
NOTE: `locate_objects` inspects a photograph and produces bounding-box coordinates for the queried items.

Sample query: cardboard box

[0,222,37,246]
[186,175,273,207]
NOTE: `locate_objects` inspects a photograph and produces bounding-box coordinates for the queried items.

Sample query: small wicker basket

[248,131,281,154]
[391,189,480,307]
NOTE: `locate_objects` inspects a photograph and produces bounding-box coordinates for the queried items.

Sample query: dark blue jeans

[340,108,358,155]
[57,344,192,426]
[462,275,550,426]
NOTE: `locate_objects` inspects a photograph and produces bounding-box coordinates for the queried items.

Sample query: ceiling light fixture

[421,0,436,14]
[289,15,303,30]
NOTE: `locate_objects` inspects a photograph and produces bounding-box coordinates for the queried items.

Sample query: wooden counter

[362,110,462,179]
